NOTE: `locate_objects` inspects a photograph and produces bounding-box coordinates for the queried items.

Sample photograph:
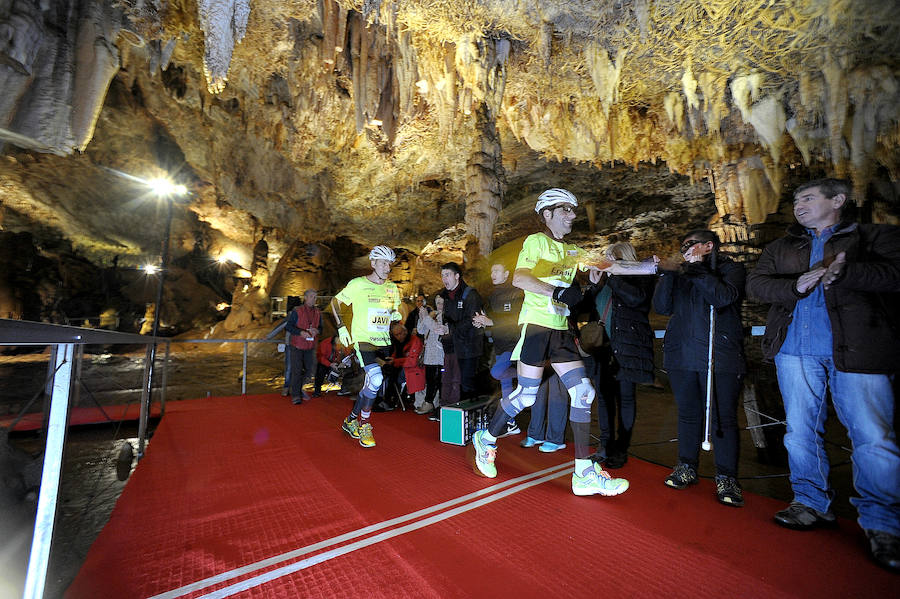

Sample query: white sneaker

[572,463,629,497]
[415,402,433,415]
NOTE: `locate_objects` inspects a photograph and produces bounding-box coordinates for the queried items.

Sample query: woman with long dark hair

[652,229,746,507]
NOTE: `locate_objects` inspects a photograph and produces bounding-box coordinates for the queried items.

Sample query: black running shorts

[514,324,581,366]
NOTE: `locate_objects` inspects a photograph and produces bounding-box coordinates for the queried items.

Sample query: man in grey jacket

[747,178,900,572]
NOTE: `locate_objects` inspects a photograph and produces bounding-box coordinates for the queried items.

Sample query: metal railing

[0,319,281,599]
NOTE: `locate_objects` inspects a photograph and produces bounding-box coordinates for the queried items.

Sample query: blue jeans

[526,374,568,445]
[490,351,516,400]
[775,353,900,535]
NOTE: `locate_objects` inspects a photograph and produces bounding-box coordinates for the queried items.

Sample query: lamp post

[138,178,187,458]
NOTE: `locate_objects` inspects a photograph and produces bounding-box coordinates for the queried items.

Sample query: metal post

[160,341,170,416]
[141,196,174,456]
[72,344,84,406]
[22,343,74,599]
[242,341,248,395]
[137,344,153,458]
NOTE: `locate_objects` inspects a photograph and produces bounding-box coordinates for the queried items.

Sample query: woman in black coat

[593,242,656,468]
[652,229,746,507]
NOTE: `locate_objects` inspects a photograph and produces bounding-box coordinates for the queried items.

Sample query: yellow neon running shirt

[515,232,583,330]
[334,276,401,347]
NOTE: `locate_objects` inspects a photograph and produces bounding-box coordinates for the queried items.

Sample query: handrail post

[137,344,153,458]
[241,341,248,396]
[22,343,74,599]
[160,341,170,416]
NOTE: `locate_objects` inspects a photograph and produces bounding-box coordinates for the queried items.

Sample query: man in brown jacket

[747,178,900,572]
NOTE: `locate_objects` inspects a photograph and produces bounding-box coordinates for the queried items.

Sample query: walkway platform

[66,393,896,598]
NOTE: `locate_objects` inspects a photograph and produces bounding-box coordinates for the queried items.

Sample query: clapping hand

[796,267,826,294]
[822,251,847,289]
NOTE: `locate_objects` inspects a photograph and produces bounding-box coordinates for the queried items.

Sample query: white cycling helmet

[535,188,578,213]
[368,245,396,262]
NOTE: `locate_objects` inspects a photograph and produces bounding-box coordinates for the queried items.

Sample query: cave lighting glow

[142,264,159,275]
[147,178,187,197]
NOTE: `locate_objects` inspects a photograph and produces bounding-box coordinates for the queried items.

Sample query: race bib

[368,308,391,332]
[548,297,569,317]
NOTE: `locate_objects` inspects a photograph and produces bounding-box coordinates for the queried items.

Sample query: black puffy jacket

[653,257,746,374]
[606,274,656,384]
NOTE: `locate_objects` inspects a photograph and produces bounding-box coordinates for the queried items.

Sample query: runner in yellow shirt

[469,188,629,497]
[331,245,402,448]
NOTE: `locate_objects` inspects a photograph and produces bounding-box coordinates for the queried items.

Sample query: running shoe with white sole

[358,422,375,448]
[341,416,360,439]
[572,463,629,497]
[499,420,521,437]
[469,430,497,478]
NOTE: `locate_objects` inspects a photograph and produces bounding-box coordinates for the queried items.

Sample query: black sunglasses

[680,239,703,254]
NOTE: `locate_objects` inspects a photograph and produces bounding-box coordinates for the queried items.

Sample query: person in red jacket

[285,289,321,404]
[313,335,351,397]
[383,323,425,406]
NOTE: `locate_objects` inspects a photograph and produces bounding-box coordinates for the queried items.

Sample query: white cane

[702,304,715,451]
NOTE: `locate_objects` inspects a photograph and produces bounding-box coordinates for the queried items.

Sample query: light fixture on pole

[139,176,188,458]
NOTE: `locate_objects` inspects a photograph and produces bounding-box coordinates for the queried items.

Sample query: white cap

[535,188,578,213]
[369,245,396,262]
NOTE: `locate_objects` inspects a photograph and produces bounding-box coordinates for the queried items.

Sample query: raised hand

[796,267,826,294]
[822,251,847,289]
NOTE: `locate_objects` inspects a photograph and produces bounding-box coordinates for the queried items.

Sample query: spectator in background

[405,293,429,338]
[593,241,656,469]
[747,178,900,571]
[653,229,746,507]
[473,262,524,437]
[285,289,321,405]
[313,334,351,397]
[520,373,569,452]
[385,322,425,409]
[417,295,447,415]
[439,262,485,404]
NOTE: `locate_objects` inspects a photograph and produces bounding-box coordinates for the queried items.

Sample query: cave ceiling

[1,0,900,271]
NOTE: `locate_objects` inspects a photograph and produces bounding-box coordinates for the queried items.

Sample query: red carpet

[66,394,896,598]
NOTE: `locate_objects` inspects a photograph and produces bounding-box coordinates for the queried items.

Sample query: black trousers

[424,364,442,405]
[668,368,743,478]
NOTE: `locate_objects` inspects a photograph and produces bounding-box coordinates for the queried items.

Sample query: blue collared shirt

[779,225,839,357]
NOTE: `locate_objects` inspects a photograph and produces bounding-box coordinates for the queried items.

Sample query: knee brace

[361,363,383,400]
[567,378,596,423]
[500,376,541,415]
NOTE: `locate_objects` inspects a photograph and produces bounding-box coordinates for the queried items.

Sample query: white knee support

[502,384,539,414]
[362,363,383,399]
[568,378,595,410]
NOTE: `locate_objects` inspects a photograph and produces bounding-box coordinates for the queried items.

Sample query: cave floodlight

[143,264,159,275]
[147,177,188,197]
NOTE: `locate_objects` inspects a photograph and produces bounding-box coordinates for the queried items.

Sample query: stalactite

[822,50,849,176]
[465,103,504,257]
[71,1,123,151]
[197,0,250,94]
[707,156,778,226]
[585,43,625,118]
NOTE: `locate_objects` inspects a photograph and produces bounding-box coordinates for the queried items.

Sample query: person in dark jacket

[593,242,656,468]
[473,262,525,437]
[653,229,746,507]
[439,262,484,402]
[746,178,900,571]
